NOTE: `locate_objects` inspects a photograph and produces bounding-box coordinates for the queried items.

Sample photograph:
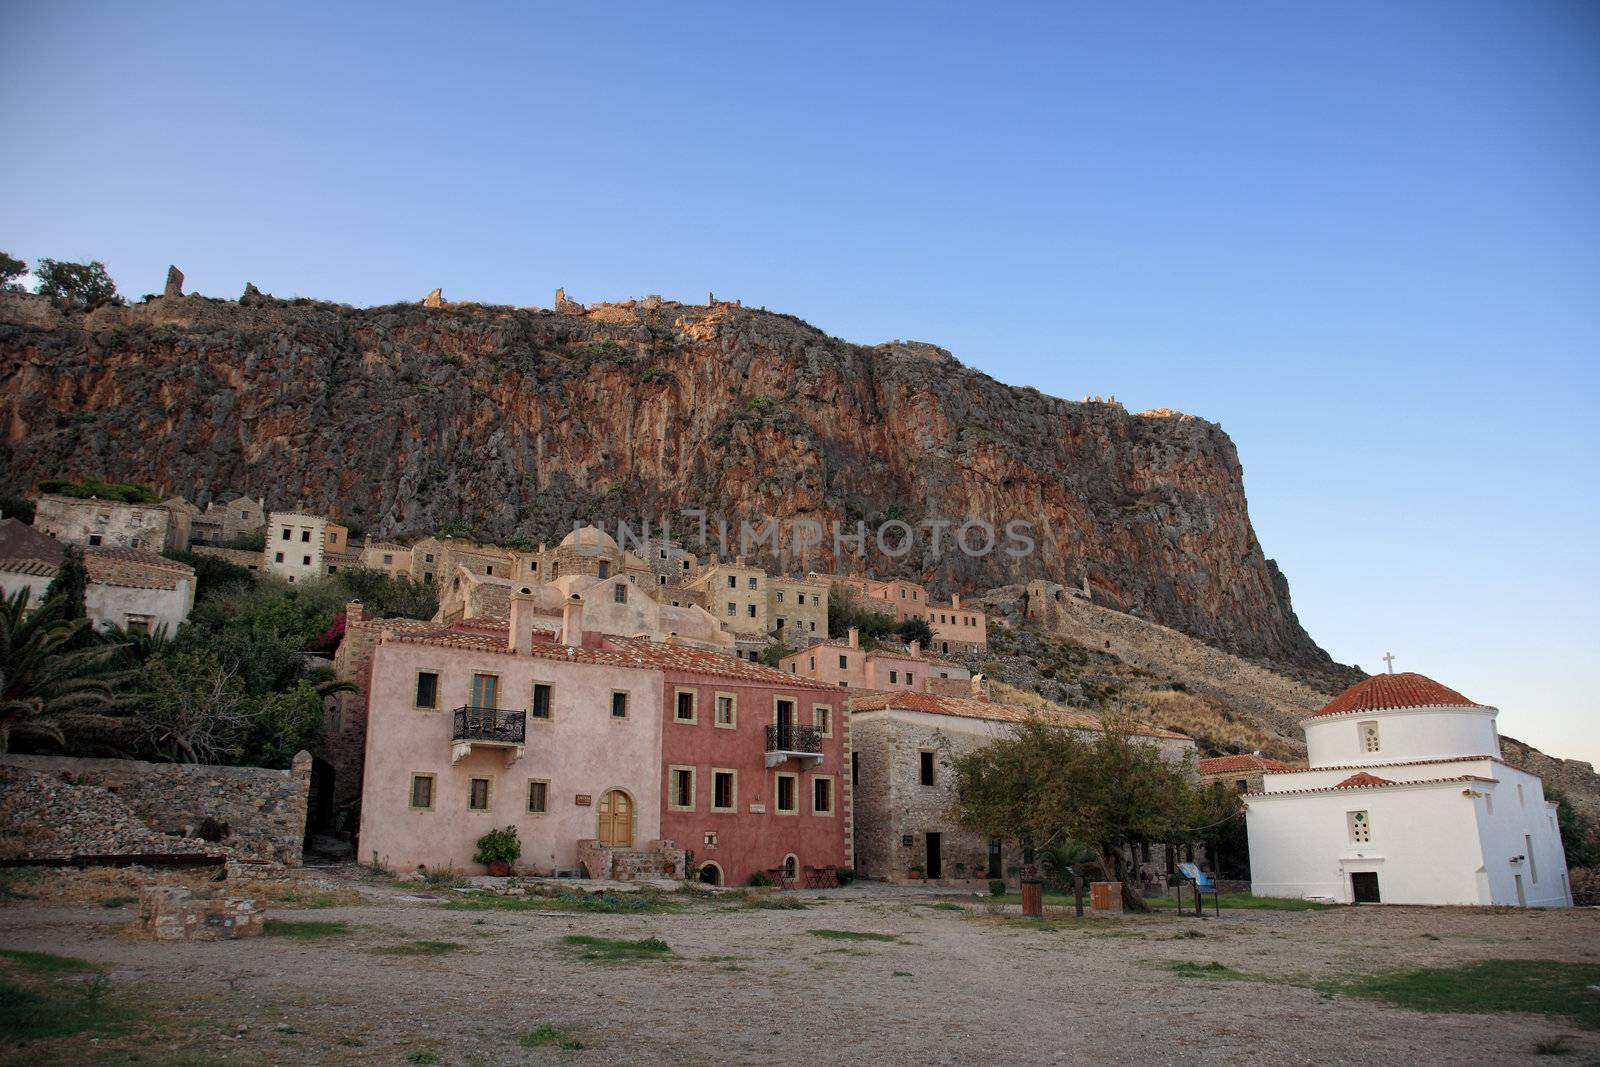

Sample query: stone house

[0,522,195,634]
[848,692,1193,886]
[263,512,328,583]
[406,535,518,586]
[811,572,988,653]
[1198,753,1298,794]
[767,575,828,648]
[34,493,190,553]
[684,556,771,637]
[360,541,412,576]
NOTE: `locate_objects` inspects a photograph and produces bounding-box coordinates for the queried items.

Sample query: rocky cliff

[0,288,1331,666]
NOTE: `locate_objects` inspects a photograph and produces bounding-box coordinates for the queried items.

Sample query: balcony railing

[765,724,822,755]
[452,706,527,745]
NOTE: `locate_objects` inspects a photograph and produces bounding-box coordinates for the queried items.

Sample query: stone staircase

[576,839,687,881]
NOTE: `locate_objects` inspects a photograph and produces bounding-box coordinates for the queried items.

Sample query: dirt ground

[2,867,1597,1066]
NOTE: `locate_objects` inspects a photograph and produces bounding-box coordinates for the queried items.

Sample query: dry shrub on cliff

[1113,689,1288,758]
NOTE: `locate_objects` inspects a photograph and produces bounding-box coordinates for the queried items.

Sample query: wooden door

[470,673,499,709]
[598,790,633,848]
[926,832,943,879]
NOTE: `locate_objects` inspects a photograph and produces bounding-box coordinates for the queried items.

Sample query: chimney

[908,640,921,659]
[848,627,859,649]
[952,593,961,609]
[970,672,985,699]
[560,594,584,647]
[735,554,747,566]
[509,589,536,654]
[346,599,363,629]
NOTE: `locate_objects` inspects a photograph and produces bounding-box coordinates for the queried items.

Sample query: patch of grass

[376,941,464,956]
[1336,960,1600,1030]
[408,1052,439,1065]
[262,919,348,940]
[926,902,964,912]
[0,868,44,901]
[1145,893,1331,912]
[1158,960,1253,980]
[98,895,139,909]
[445,889,677,913]
[520,1023,585,1051]
[1533,1035,1575,1056]
[1173,929,1207,939]
[558,935,671,961]
[1419,932,1441,941]
[892,970,913,977]
[0,976,143,1042]
[0,949,101,973]
[807,929,898,942]
[747,895,808,910]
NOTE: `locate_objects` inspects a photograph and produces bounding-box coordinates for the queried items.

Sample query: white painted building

[1246,672,1570,907]
[263,512,327,584]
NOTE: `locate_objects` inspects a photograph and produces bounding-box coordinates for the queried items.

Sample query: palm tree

[0,589,130,753]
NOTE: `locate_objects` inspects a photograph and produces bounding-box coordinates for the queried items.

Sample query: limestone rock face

[0,292,1328,665]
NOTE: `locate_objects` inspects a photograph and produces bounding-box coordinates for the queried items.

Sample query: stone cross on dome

[1382,652,1396,674]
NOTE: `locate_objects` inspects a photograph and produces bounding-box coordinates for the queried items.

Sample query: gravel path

[1,875,1596,1065]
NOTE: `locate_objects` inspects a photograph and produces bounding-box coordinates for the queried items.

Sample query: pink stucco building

[777,628,971,694]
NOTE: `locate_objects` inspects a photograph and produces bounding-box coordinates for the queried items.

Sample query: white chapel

[1245,672,1571,907]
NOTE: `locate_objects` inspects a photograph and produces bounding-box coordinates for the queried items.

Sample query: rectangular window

[775,591,784,603]
[906,672,914,686]
[838,654,848,669]
[727,602,736,616]
[712,769,737,811]
[470,673,499,709]
[611,691,629,719]
[747,576,758,590]
[301,530,311,542]
[714,693,736,728]
[1517,784,1525,806]
[775,772,798,814]
[747,603,757,618]
[813,704,832,737]
[409,774,435,810]
[1525,834,1537,883]
[125,616,150,637]
[1348,810,1371,844]
[809,656,816,670]
[851,751,859,786]
[727,575,736,589]
[280,528,290,540]
[468,777,491,811]
[530,683,552,720]
[797,593,806,605]
[275,551,284,562]
[675,689,697,723]
[383,553,394,565]
[1360,721,1381,753]
[889,670,898,684]
[920,750,936,786]
[669,766,695,811]
[613,584,627,603]
[414,671,439,709]
[812,775,834,815]
[527,779,548,814]
[424,553,434,563]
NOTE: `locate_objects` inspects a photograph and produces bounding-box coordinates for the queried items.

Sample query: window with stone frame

[1347,810,1371,844]
[675,689,697,723]
[714,693,736,728]
[813,704,832,737]
[668,766,695,811]
[919,750,936,786]
[775,772,798,814]
[409,774,435,810]
[414,671,440,709]
[712,769,737,811]
[812,775,834,815]
[468,777,491,811]
[530,682,553,720]
[611,691,629,718]
[527,779,548,814]
[613,583,627,603]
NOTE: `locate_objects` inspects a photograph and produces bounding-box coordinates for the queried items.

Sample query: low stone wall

[140,886,265,941]
[0,752,311,865]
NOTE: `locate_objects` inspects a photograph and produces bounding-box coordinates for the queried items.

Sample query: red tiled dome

[1313,672,1486,718]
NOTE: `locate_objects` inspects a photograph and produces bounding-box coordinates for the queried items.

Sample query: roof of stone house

[83,548,194,590]
[326,551,365,566]
[780,639,940,664]
[770,575,828,587]
[268,510,329,522]
[363,541,409,552]
[1313,672,1488,718]
[0,518,65,564]
[381,617,831,688]
[1248,773,1497,798]
[847,691,1191,740]
[1198,754,1297,776]
[38,493,169,512]
[0,557,59,579]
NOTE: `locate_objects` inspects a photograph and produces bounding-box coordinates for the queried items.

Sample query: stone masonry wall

[0,752,311,864]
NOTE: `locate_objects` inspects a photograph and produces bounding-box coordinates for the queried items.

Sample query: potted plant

[474,825,520,877]
[908,865,925,880]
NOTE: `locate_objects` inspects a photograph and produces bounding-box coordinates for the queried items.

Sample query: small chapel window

[1360,721,1380,754]
[1347,810,1372,845]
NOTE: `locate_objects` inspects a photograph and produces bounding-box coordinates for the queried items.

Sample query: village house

[357,595,674,876]
[34,493,191,553]
[263,511,328,583]
[778,628,970,693]
[208,495,267,542]
[1246,672,1571,907]
[360,540,412,576]
[766,575,829,648]
[848,691,1193,886]
[683,556,770,636]
[653,643,849,887]
[1198,753,1298,794]
[0,520,195,634]
[811,573,989,654]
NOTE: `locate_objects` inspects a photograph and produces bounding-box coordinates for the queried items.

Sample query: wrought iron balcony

[764,724,823,767]
[451,706,526,764]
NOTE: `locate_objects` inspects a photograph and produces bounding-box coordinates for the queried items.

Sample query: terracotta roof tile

[1198,754,1298,776]
[0,518,64,565]
[83,548,193,590]
[1314,672,1488,718]
[847,691,1191,740]
[1248,774,1496,798]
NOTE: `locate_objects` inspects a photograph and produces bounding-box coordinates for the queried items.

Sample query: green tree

[894,616,934,647]
[37,477,158,504]
[948,716,1203,911]
[33,259,121,309]
[41,545,88,622]
[1547,786,1599,869]
[0,251,25,292]
[827,584,896,642]
[0,495,36,524]
[0,589,128,753]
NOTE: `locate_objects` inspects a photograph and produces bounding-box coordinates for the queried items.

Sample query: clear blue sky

[3,2,1596,763]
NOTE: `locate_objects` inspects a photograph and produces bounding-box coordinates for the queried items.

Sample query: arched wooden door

[597,789,633,848]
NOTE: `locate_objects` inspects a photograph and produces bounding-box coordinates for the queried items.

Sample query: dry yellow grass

[0,865,364,908]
